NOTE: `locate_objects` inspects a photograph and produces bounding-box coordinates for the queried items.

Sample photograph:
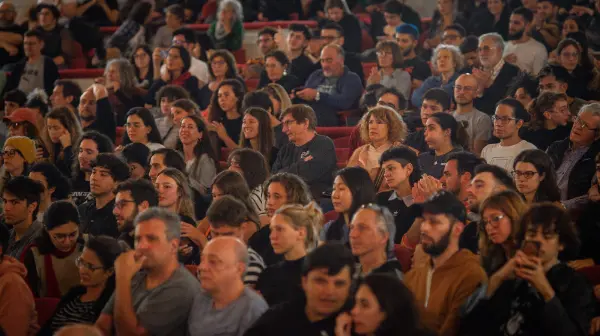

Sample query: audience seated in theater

[419,112,467,179]
[238,106,279,163]
[503,7,548,76]
[559,34,596,101]
[249,172,313,266]
[34,4,74,69]
[257,202,322,306]
[481,98,536,172]
[4,30,59,97]
[38,235,122,335]
[335,273,435,336]
[21,200,82,298]
[101,58,146,126]
[228,148,270,220]
[258,50,301,93]
[424,0,467,53]
[43,106,83,177]
[177,115,218,192]
[0,2,24,68]
[473,33,522,115]
[320,0,362,53]
[189,236,268,335]
[369,0,421,45]
[207,78,245,149]
[148,45,202,107]
[348,105,406,191]
[105,2,152,59]
[2,89,28,121]
[170,28,210,86]
[0,222,38,336]
[170,98,200,145]
[77,0,119,27]
[78,153,130,238]
[506,72,539,111]
[205,195,266,287]
[257,0,304,21]
[70,131,114,206]
[297,43,363,126]
[286,24,318,85]
[130,45,154,90]
[152,5,185,50]
[321,167,376,246]
[0,135,37,188]
[77,85,117,143]
[404,191,487,336]
[50,80,81,113]
[538,64,588,116]
[350,204,402,278]
[262,83,293,120]
[461,203,595,336]
[59,0,106,66]
[95,208,200,336]
[405,88,451,154]
[208,0,244,52]
[29,162,71,221]
[272,104,337,198]
[395,24,432,91]
[315,22,365,84]
[467,0,510,40]
[367,41,411,101]
[154,86,191,148]
[121,107,165,151]
[522,92,571,151]
[411,44,464,109]
[2,107,48,157]
[121,143,150,180]
[245,242,355,336]
[546,103,600,211]
[113,179,158,248]
[530,0,560,51]
[452,74,492,155]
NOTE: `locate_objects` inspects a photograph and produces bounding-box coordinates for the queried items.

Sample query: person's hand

[114,145,123,152]
[91,84,108,100]
[152,48,163,66]
[160,67,171,82]
[367,67,381,85]
[514,250,555,301]
[568,258,595,270]
[114,250,146,281]
[59,130,71,148]
[417,175,443,199]
[36,147,45,160]
[303,155,313,162]
[179,244,193,256]
[589,184,600,202]
[411,184,427,204]
[334,312,352,336]
[53,56,65,66]
[181,222,206,248]
[211,121,228,140]
[570,5,593,16]
[590,316,600,335]
[1,43,18,56]
[492,254,519,282]
[296,88,318,101]
[504,53,517,64]
[472,68,493,90]
[257,12,267,22]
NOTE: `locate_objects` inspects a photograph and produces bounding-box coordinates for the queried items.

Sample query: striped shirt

[249,185,267,217]
[245,247,265,287]
[49,296,96,332]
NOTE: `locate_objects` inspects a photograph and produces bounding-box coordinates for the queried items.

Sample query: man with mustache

[113,179,158,248]
[404,191,486,336]
[396,24,432,91]
[78,84,116,143]
[503,7,548,75]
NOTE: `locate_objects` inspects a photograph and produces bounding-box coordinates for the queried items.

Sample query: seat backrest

[115,126,125,146]
[35,297,60,327]
[394,244,413,273]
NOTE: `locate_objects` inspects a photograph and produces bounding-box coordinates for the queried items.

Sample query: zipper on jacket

[425,267,434,308]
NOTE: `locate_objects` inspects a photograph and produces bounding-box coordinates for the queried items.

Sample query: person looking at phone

[95,207,200,336]
[245,242,355,336]
[461,203,595,336]
[43,106,83,177]
[112,179,158,249]
[403,190,486,336]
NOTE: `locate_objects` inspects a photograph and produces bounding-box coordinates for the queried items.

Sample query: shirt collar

[490,59,505,82]
[388,191,414,206]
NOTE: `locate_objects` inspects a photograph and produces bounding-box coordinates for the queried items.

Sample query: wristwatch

[315,91,321,101]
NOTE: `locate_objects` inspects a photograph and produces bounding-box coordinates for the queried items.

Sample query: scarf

[44,245,78,298]
[171,72,192,87]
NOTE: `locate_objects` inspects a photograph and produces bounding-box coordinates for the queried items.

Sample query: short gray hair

[134,207,181,240]
[218,0,244,22]
[105,58,138,92]
[479,33,505,53]
[351,204,396,256]
[431,44,465,72]
[322,43,345,60]
[579,103,600,130]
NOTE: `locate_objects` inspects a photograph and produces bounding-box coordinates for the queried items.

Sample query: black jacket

[258,72,301,93]
[460,263,595,336]
[83,97,117,143]
[577,199,600,264]
[474,62,521,115]
[319,14,363,53]
[145,75,202,106]
[3,56,60,97]
[546,138,600,200]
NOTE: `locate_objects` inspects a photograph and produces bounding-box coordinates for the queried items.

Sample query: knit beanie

[4,136,37,164]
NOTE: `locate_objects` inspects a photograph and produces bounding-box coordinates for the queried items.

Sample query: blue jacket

[303,66,363,126]
[411,72,460,108]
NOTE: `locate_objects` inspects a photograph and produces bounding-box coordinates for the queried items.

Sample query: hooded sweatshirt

[404,249,487,336]
[0,256,39,335]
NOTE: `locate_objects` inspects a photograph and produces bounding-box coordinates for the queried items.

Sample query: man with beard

[503,7,548,75]
[452,74,492,155]
[466,164,516,216]
[78,84,116,142]
[404,191,486,336]
[113,179,158,248]
[0,2,24,68]
[396,24,432,91]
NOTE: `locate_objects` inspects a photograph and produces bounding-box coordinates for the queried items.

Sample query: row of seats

[98,21,320,34]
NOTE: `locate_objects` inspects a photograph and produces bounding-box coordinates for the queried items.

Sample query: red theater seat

[232,49,247,64]
[116,126,125,146]
[99,21,319,34]
[394,244,413,273]
[335,147,349,163]
[577,266,600,285]
[70,41,87,69]
[333,136,350,148]
[316,126,354,139]
[362,63,377,78]
[324,210,338,223]
[58,68,103,79]
[220,147,234,161]
[35,297,60,327]
[361,29,374,51]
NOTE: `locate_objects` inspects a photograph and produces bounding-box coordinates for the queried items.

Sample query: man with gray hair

[95,207,200,336]
[473,32,522,115]
[349,204,403,279]
[547,103,600,210]
[188,237,268,336]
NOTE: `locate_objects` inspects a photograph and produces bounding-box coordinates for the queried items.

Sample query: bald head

[55,324,103,336]
[199,237,248,293]
[454,74,479,106]
[204,236,248,266]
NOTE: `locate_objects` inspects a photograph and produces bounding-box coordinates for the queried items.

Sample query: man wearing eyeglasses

[452,74,492,156]
[547,103,600,211]
[481,98,537,172]
[113,179,158,248]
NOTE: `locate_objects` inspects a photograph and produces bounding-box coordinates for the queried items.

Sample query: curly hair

[431,44,465,72]
[359,105,407,144]
[527,91,568,130]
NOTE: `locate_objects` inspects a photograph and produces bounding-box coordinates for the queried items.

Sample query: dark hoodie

[0,256,38,335]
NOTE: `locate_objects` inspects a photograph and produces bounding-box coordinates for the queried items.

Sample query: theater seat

[220,147,234,162]
[115,126,125,146]
[394,244,413,273]
[184,264,199,277]
[316,126,354,139]
[577,266,600,285]
[324,210,338,223]
[70,41,87,69]
[245,79,259,92]
[333,136,350,148]
[232,49,247,64]
[361,29,374,51]
[35,297,60,327]
[362,63,377,79]
[337,109,361,126]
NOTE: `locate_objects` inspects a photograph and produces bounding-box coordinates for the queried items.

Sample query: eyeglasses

[51,230,79,242]
[0,149,22,158]
[282,119,297,127]
[511,170,538,179]
[573,116,598,131]
[114,200,136,209]
[492,115,517,124]
[481,214,505,227]
[75,257,104,271]
[477,45,496,53]
[561,51,579,58]
[376,51,392,57]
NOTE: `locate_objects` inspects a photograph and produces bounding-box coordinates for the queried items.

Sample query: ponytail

[275,201,324,250]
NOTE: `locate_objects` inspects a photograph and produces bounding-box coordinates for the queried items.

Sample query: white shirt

[161,57,209,86]
[504,38,548,75]
[481,140,537,172]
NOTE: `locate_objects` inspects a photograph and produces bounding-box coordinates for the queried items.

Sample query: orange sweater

[404,249,487,336]
[0,256,39,335]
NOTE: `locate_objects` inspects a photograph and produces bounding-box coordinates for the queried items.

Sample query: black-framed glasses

[511,170,538,179]
[492,115,517,124]
[114,200,137,210]
[51,230,79,241]
[0,149,22,158]
[75,257,104,271]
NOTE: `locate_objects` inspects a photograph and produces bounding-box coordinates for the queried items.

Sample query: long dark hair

[428,112,469,150]
[208,79,245,123]
[130,44,154,80]
[212,170,260,226]
[175,115,219,169]
[239,107,274,160]
[227,148,269,190]
[513,149,561,203]
[122,107,163,145]
[208,50,239,80]
[36,200,83,255]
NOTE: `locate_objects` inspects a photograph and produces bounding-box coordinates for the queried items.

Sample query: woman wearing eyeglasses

[258,50,301,93]
[366,41,411,102]
[522,92,572,151]
[512,149,561,205]
[478,190,528,275]
[20,201,83,298]
[0,136,37,193]
[37,235,123,335]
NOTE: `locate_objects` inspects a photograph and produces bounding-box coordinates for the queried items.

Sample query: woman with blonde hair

[478,190,528,275]
[256,201,323,306]
[43,107,83,177]
[347,105,407,191]
[262,83,292,118]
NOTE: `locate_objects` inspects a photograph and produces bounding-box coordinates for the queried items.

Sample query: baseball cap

[417,190,467,223]
[3,108,38,126]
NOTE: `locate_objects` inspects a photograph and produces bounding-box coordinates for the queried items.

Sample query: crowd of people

[2,0,600,335]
